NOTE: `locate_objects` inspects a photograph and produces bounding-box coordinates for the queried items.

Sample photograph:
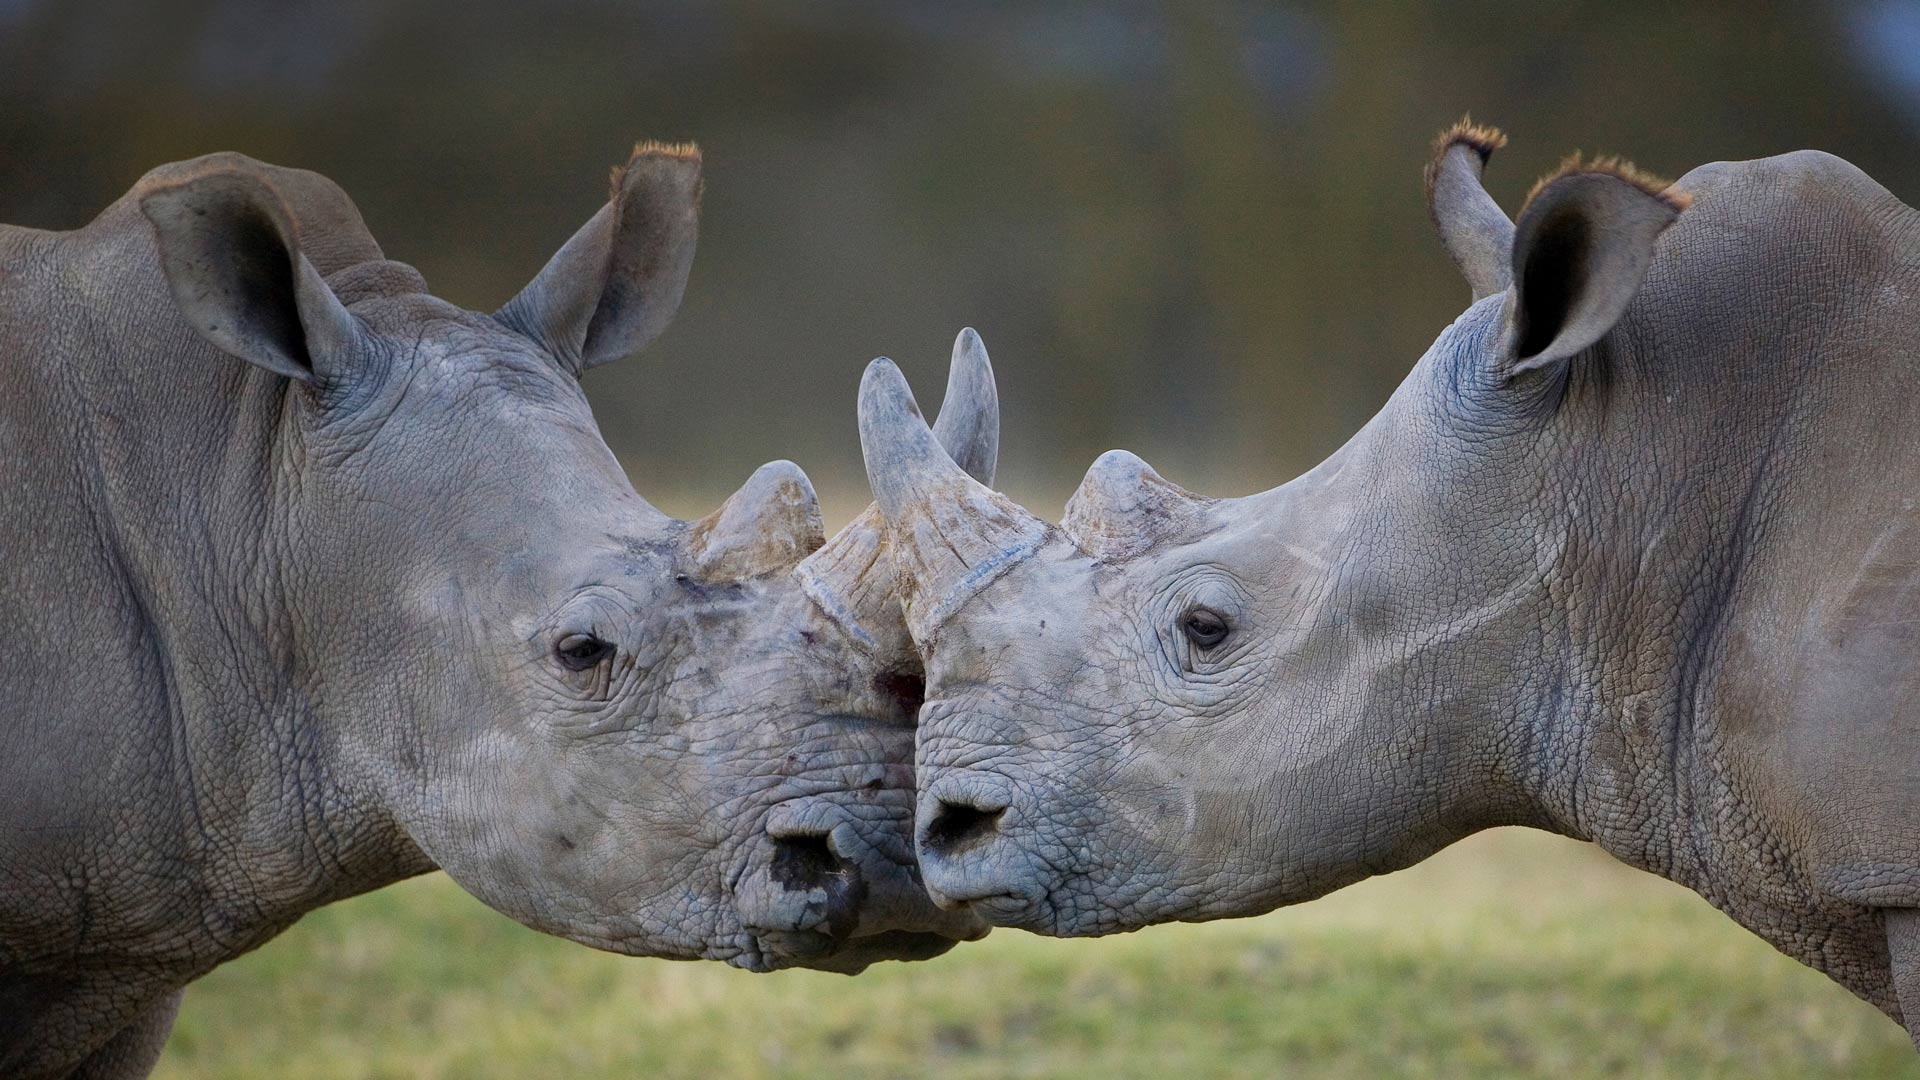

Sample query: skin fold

[861,128,1920,1045]
[0,149,991,1079]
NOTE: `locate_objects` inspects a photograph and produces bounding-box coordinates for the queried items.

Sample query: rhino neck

[1501,221,1920,900]
[15,209,430,965]
[1508,158,1920,1016]
[1283,325,1738,882]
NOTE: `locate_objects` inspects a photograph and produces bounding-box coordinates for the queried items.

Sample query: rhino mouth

[733,824,989,972]
[732,928,978,974]
[727,765,990,965]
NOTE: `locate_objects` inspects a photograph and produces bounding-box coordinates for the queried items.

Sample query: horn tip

[744,458,817,498]
[1084,448,1163,486]
[859,356,922,421]
[951,327,993,374]
[1090,447,1146,469]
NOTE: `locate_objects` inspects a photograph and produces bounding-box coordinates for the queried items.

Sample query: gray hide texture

[863,133,1920,1044]
[0,150,993,1078]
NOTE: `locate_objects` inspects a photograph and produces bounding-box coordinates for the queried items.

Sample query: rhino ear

[688,460,825,579]
[1501,158,1689,375]
[1425,117,1514,302]
[140,160,362,387]
[498,142,701,376]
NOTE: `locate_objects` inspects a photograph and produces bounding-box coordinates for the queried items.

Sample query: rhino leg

[66,990,182,1080]
[1887,908,1920,1049]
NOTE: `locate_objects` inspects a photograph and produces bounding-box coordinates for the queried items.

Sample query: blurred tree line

[4,0,1917,517]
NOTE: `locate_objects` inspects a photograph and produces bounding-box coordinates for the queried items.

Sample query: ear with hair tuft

[688,460,825,579]
[140,163,362,385]
[1503,159,1688,375]
[1063,450,1210,561]
[498,141,702,375]
[1425,116,1515,302]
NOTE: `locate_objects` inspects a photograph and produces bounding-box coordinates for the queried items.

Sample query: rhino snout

[913,771,1053,921]
[740,807,869,947]
[919,775,1011,861]
[734,793,986,969]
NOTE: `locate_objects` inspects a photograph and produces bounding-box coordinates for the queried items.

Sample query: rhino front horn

[927,328,998,484]
[689,460,825,579]
[796,328,1002,651]
[858,357,1048,644]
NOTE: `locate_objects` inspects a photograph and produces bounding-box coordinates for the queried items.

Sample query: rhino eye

[1181,607,1230,649]
[555,633,615,672]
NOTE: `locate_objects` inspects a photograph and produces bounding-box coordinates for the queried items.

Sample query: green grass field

[152,829,1917,1079]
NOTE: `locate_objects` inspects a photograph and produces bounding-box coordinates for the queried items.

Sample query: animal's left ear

[1502,159,1689,375]
[497,142,701,375]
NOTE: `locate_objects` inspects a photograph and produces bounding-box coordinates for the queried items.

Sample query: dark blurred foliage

[4,1,1918,517]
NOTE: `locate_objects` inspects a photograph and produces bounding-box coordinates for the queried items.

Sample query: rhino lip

[749,929,971,974]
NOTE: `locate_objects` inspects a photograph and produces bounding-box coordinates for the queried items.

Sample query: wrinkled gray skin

[863,138,1920,1042]
[0,149,988,1079]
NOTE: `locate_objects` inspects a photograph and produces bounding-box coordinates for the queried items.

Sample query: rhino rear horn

[1063,450,1210,561]
[498,142,701,375]
[689,461,825,579]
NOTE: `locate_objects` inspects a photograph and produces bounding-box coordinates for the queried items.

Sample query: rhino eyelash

[555,633,616,672]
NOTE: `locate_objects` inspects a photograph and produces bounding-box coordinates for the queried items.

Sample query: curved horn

[1425,118,1514,301]
[929,327,998,484]
[797,329,1004,650]
[858,357,1047,644]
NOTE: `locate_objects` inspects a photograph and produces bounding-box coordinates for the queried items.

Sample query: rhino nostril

[752,815,874,944]
[922,799,1006,857]
[769,833,845,892]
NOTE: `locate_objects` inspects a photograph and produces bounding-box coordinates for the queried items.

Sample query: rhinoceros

[0,146,991,1078]
[858,124,1920,1043]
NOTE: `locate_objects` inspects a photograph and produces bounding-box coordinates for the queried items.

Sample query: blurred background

[6,1,1920,1075]
[8,0,1920,518]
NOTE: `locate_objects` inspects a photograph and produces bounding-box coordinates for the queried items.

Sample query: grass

[153,829,1917,1079]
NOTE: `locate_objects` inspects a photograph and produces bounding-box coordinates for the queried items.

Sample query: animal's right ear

[497,142,701,376]
[141,163,363,386]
